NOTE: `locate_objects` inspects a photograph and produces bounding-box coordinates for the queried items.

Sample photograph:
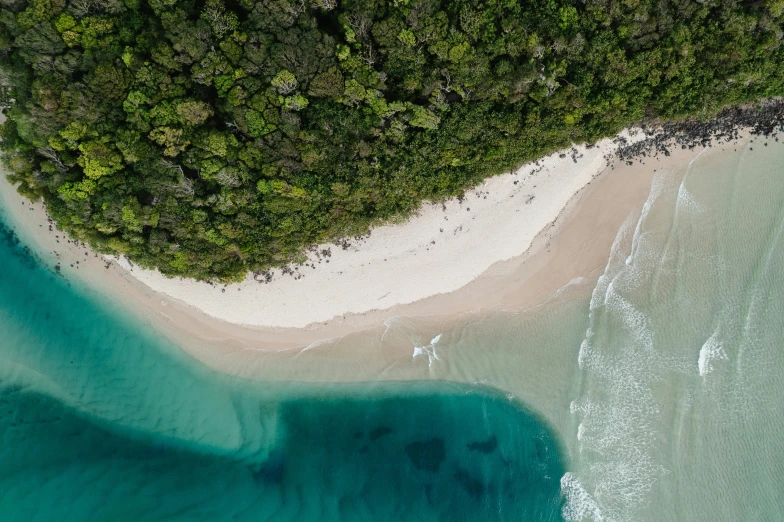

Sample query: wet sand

[1,140,707,378]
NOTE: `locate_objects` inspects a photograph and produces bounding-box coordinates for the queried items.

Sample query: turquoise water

[0,213,565,520]
[4,135,784,522]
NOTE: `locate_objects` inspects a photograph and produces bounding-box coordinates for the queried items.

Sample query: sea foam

[412,333,442,369]
[566,169,676,522]
[698,330,728,376]
[561,472,604,522]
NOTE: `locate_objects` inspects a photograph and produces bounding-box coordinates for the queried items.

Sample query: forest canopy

[0,0,783,281]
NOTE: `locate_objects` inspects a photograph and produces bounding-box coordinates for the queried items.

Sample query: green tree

[2,0,783,281]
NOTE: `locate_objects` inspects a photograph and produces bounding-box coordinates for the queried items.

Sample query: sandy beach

[113,137,625,329]
[1,124,742,378]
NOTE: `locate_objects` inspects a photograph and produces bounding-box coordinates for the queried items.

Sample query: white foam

[567,168,679,522]
[541,277,591,305]
[624,170,670,268]
[381,316,421,343]
[605,290,653,352]
[412,333,442,369]
[698,330,728,376]
[589,212,637,312]
[380,316,401,342]
[561,472,605,522]
[299,337,336,353]
[676,182,704,213]
[686,147,708,167]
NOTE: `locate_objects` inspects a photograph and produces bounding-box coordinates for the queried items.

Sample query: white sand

[0,107,751,383]
[115,134,639,328]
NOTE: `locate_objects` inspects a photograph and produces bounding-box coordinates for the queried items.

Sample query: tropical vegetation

[1,0,783,280]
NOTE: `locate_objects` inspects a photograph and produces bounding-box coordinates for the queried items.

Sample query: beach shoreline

[0,133,639,326]
[112,134,627,330]
[0,114,772,377]
[0,144,677,338]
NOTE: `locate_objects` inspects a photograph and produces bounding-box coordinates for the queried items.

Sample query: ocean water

[3,134,784,522]
[559,137,784,522]
[0,205,565,520]
[331,135,784,521]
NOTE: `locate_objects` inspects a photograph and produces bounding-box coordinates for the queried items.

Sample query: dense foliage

[1,0,783,280]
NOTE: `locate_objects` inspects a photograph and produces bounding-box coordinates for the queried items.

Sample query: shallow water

[328,135,784,521]
[2,134,784,522]
[0,207,565,520]
[562,137,784,521]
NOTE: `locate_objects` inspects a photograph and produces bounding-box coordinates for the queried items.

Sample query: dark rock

[613,100,784,165]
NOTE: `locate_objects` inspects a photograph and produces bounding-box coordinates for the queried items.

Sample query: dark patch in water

[405,438,445,472]
[0,221,38,270]
[252,451,285,484]
[454,468,485,500]
[425,484,435,506]
[369,426,393,441]
[0,210,569,520]
[467,435,497,454]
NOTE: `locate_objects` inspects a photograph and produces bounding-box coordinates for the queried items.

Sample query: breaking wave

[563,168,686,522]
